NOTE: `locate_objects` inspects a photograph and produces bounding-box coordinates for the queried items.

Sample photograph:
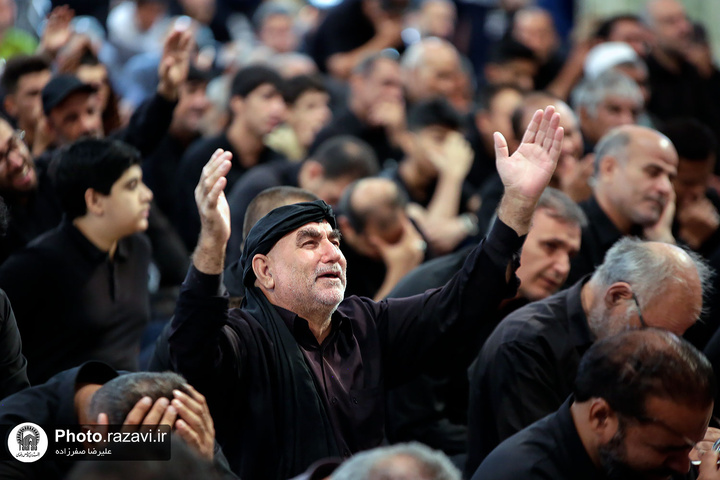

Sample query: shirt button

[352,397,358,405]
[343,450,351,458]
[331,397,338,405]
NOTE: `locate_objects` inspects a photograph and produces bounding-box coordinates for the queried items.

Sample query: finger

[158,404,178,427]
[542,112,561,152]
[521,109,543,144]
[175,418,202,453]
[698,449,720,474]
[548,127,564,165]
[173,389,205,417]
[141,397,171,426]
[178,385,213,429]
[533,106,555,148]
[123,396,154,426]
[494,132,510,163]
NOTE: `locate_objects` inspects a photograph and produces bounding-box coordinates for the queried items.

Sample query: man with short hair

[336,177,426,300]
[0,364,230,479]
[565,124,678,285]
[311,52,406,164]
[174,64,287,250]
[465,237,711,474]
[572,70,644,155]
[226,136,380,265]
[472,329,717,480]
[169,107,564,478]
[400,37,462,105]
[0,139,154,384]
[483,39,538,92]
[1,54,52,155]
[385,187,585,459]
[594,14,650,57]
[511,6,563,90]
[253,1,298,54]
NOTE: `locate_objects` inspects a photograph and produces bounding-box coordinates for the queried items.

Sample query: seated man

[0,364,234,479]
[472,329,717,480]
[168,107,564,478]
[0,139,153,384]
[465,237,711,474]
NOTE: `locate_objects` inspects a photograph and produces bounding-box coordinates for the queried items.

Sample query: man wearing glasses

[466,236,712,475]
[472,328,719,480]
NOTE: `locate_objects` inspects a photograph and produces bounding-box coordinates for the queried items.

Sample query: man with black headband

[169,107,565,479]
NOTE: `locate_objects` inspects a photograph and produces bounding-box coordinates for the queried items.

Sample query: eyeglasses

[0,130,26,165]
[630,290,649,329]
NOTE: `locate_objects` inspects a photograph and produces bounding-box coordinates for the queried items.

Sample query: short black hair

[53,138,142,220]
[594,14,642,40]
[407,97,463,132]
[1,54,51,94]
[574,329,716,419]
[475,82,523,112]
[282,74,327,105]
[487,38,537,65]
[661,118,717,163]
[352,50,400,77]
[230,65,285,98]
[311,135,379,180]
[88,372,190,425]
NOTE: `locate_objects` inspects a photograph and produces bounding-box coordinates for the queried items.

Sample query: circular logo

[7,423,47,462]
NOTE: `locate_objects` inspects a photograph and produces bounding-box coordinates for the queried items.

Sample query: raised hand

[157,26,193,101]
[40,5,74,57]
[194,149,232,274]
[496,107,564,236]
[496,107,563,200]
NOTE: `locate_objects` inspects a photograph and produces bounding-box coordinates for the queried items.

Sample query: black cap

[42,74,97,115]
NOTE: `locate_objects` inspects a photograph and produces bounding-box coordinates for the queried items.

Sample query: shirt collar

[566,276,595,351]
[584,196,643,249]
[58,361,120,425]
[556,396,607,480]
[61,218,129,263]
[274,304,352,349]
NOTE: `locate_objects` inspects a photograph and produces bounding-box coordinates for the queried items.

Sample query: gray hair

[572,70,643,119]
[400,37,457,71]
[590,237,714,310]
[331,442,461,480]
[536,187,588,228]
[592,127,632,176]
[88,372,190,424]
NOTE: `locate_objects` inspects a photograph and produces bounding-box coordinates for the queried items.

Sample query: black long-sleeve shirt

[0,289,28,398]
[0,220,151,384]
[168,218,524,479]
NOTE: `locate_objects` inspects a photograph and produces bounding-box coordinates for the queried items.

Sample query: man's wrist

[156,81,178,101]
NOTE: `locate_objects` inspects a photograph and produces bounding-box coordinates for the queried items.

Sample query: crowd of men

[1,0,720,478]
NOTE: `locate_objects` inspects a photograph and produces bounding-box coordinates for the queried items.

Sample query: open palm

[495,107,564,200]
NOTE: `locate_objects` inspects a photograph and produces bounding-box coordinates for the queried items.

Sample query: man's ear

[598,154,618,178]
[587,398,620,443]
[252,254,274,290]
[299,160,324,190]
[85,188,105,216]
[604,282,634,309]
[229,95,244,117]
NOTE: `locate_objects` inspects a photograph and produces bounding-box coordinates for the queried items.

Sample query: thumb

[494,132,509,163]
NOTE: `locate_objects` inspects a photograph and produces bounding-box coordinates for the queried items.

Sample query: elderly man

[400,37,462,105]
[472,329,717,480]
[572,70,644,155]
[465,237,711,474]
[168,107,564,478]
[565,124,678,285]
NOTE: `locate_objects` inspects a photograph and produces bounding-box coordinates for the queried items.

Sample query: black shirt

[0,289,28,399]
[168,219,524,479]
[174,133,283,250]
[143,132,196,219]
[310,109,403,165]
[305,0,376,73]
[465,278,594,476]
[226,160,300,265]
[470,398,605,480]
[0,220,151,384]
[565,195,642,286]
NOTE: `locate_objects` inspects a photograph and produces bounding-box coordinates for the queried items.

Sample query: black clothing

[341,238,388,299]
[0,362,119,479]
[169,219,524,479]
[470,398,605,480]
[0,361,238,479]
[143,133,197,219]
[565,195,642,286]
[0,289,28,399]
[305,0,376,73]
[385,246,527,454]
[379,162,475,211]
[0,220,151,384]
[465,120,497,190]
[174,133,282,250]
[476,172,504,237]
[465,278,594,476]
[226,160,300,265]
[310,109,403,164]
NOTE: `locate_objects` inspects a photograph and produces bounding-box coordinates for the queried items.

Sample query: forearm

[496,190,538,237]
